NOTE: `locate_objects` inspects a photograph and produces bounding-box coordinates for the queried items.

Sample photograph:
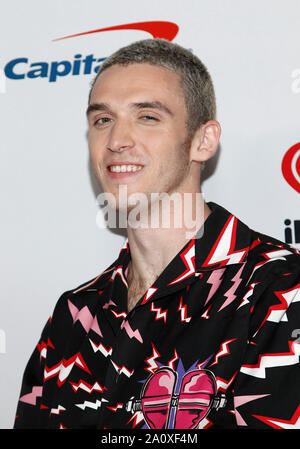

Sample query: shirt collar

[114,202,252,286]
[195,202,252,272]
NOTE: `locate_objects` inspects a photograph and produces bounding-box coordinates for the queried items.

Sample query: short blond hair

[89,38,216,138]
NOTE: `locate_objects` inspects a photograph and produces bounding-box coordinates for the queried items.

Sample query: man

[14,39,300,429]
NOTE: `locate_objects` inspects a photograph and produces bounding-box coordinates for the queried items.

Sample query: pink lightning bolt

[205,268,226,306]
[121,320,143,343]
[19,386,43,405]
[68,300,102,336]
[218,264,245,311]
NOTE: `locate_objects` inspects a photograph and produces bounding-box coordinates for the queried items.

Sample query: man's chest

[43,273,251,429]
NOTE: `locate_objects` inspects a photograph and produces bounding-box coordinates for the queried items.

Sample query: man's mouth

[108,164,144,173]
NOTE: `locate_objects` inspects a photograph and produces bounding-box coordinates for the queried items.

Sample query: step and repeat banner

[0,0,299,428]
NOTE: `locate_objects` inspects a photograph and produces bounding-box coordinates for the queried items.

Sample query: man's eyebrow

[86,103,111,116]
[86,101,173,117]
[130,101,173,116]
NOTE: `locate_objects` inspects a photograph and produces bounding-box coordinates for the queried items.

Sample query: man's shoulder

[245,227,300,283]
[53,259,118,312]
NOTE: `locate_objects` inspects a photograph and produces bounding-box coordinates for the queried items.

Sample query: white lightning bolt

[75,398,107,411]
[90,339,113,358]
[210,339,236,366]
[178,297,191,323]
[169,242,195,285]
[168,349,179,371]
[237,282,259,310]
[248,248,294,282]
[201,304,211,319]
[111,266,128,287]
[70,380,103,394]
[203,216,247,267]
[268,284,300,324]
[241,341,300,378]
[150,302,167,323]
[216,372,237,392]
[50,405,66,415]
[111,310,127,319]
[141,287,158,305]
[127,411,145,428]
[145,344,160,374]
[111,360,134,378]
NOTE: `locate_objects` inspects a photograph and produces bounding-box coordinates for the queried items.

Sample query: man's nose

[106,120,134,152]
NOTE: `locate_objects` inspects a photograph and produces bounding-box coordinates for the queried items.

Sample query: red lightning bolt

[145,343,161,374]
[210,339,236,366]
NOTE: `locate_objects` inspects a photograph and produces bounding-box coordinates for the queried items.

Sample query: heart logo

[140,367,217,429]
[282,143,300,194]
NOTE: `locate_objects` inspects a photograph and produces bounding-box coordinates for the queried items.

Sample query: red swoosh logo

[53,21,179,42]
[281,142,300,194]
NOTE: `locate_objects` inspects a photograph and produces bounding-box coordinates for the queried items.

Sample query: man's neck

[126,199,211,300]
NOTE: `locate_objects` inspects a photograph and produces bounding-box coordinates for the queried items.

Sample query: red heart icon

[141,367,217,429]
[282,143,300,194]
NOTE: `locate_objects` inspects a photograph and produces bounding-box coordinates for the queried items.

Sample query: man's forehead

[90,63,184,105]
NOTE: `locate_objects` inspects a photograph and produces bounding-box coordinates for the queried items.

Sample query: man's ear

[189,120,221,163]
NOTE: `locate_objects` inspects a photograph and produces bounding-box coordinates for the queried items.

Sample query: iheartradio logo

[282,143,300,194]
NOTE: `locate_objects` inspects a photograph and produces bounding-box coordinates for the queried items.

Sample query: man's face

[87,63,195,210]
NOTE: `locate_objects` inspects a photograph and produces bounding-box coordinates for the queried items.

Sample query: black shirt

[14,202,300,429]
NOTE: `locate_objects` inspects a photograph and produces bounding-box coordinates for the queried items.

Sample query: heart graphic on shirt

[281,142,300,194]
[140,367,217,429]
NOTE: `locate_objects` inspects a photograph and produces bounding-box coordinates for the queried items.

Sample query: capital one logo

[4,21,179,83]
[282,143,300,194]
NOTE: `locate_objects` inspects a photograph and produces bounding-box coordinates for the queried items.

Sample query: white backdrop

[0,0,299,428]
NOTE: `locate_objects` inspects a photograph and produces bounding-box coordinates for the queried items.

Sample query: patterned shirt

[14,202,300,429]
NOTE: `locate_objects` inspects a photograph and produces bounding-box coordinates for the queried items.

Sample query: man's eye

[140,115,158,121]
[94,117,112,126]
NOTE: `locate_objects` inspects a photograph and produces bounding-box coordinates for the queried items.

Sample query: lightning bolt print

[107,403,124,412]
[253,405,300,429]
[205,268,226,306]
[44,353,90,386]
[89,339,113,358]
[150,302,167,323]
[218,265,245,311]
[19,386,43,405]
[68,300,102,337]
[69,380,104,394]
[215,372,237,392]
[241,341,300,378]
[145,343,161,374]
[178,296,191,323]
[111,360,134,378]
[210,339,236,366]
[202,215,248,268]
[127,411,145,428]
[141,287,158,305]
[168,239,195,285]
[50,405,66,415]
[111,266,128,287]
[237,282,259,310]
[168,349,179,371]
[76,398,108,411]
[121,320,143,343]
